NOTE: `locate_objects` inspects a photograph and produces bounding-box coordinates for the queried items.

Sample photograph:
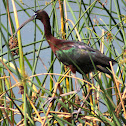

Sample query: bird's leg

[69,65,80,91]
[73,73,80,91]
[43,96,57,108]
[73,89,92,119]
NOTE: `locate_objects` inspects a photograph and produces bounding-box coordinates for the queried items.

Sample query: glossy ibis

[15,10,116,76]
[15,9,117,120]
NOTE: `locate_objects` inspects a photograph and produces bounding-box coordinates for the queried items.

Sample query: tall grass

[0,0,126,125]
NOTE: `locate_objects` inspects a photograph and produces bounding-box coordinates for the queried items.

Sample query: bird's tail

[96,59,117,75]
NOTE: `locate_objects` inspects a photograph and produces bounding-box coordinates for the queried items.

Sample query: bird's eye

[34,12,37,16]
[34,13,37,18]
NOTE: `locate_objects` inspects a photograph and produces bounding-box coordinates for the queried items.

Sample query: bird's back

[55,40,117,74]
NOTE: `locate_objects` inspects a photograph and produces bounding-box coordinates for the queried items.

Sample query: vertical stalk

[108,0,112,99]
[114,0,126,45]
[11,0,25,76]
[50,9,55,91]
[58,0,65,39]
[7,0,14,125]
[33,0,37,78]
[58,0,70,93]
[0,3,3,126]
[58,1,71,125]
[5,1,8,125]
[11,0,26,124]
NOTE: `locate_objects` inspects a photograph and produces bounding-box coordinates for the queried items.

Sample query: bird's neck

[46,35,60,53]
[41,20,61,53]
[42,22,58,53]
[43,23,52,38]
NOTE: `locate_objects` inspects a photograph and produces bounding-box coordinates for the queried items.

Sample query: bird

[15,9,117,76]
[14,10,117,120]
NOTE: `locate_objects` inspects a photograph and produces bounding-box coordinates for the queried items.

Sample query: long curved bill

[14,15,36,37]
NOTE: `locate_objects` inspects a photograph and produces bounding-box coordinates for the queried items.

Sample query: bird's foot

[72,89,92,119]
[43,96,57,108]
[72,108,82,120]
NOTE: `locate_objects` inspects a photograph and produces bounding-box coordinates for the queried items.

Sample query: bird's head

[35,10,49,22]
[14,9,49,37]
